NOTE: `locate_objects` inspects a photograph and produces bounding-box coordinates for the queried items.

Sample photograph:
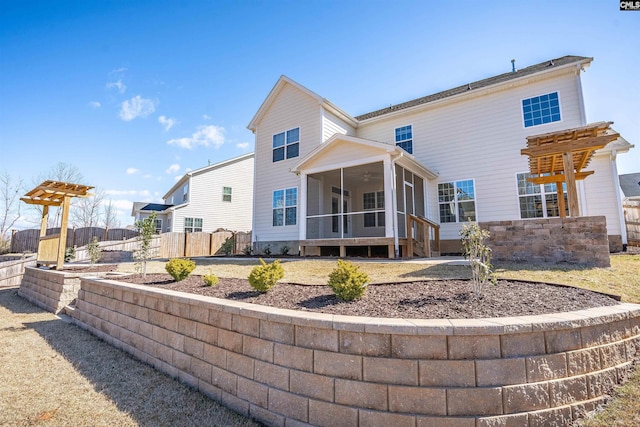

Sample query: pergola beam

[520,134,618,157]
[526,171,594,185]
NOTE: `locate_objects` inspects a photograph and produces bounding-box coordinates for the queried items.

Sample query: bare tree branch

[71,188,105,228]
[28,162,85,227]
[1,171,24,252]
[101,200,121,229]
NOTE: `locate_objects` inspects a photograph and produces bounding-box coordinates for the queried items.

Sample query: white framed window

[522,92,561,128]
[154,219,162,234]
[182,184,189,202]
[273,128,300,162]
[438,179,476,223]
[222,186,232,202]
[395,125,413,154]
[517,172,568,218]
[363,191,385,227]
[184,217,203,233]
[273,187,297,226]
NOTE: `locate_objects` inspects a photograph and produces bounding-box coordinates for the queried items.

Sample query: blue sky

[1,0,638,228]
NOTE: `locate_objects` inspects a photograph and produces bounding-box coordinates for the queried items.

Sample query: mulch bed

[116,274,620,319]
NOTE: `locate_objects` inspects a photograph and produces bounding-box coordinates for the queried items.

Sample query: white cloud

[174,175,182,182]
[88,101,101,109]
[106,79,127,94]
[203,114,212,120]
[166,125,225,149]
[165,163,180,174]
[143,173,153,179]
[126,167,139,175]
[119,95,157,121]
[236,142,250,150]
[158,115,177,131]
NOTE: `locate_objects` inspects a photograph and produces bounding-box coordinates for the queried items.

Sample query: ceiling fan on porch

[362,170,372,182]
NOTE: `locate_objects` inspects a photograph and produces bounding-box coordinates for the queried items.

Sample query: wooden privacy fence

[160,231,251,258]
[624,201,640,246]
[0,255,37,288]
[73,236,161,262]
[11,227,138,254]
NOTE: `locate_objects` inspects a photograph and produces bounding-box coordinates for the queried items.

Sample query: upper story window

[273,128,300,162]
[182,184,189,202]
[438,179,476,223]
[517,172,568,218]
[522,92,561,128]
[273,187,297,226]
[222,186,232,202]
[395,125,413,154]
[184,217,203,233]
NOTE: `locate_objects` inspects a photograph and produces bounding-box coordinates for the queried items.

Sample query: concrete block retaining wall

[18,267,123,314]
[68,276,640,427]
[480,216,611,267]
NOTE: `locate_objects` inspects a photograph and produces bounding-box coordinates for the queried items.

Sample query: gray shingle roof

[620,173,640,198]
[141,203,174,212]
[354,55,592,121]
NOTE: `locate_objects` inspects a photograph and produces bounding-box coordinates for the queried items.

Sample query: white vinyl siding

[356,70,584,239]
[252,82,322,242]
[169,155,254,233]
[322,108,356,141]
[580,154,623,235]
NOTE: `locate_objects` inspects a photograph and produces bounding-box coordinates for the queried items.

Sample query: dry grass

[0,288,260,427]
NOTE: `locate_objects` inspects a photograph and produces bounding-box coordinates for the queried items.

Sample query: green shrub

[203,273,219,286]
[280,245,290,255]
[165,258,196,282]
[65,247,76,262]
[459,221,496,298]
[248,258,284,292]
[220,237,234,255]
[328,260,369,301]
[87,236,102,264]
[242,245,252,256]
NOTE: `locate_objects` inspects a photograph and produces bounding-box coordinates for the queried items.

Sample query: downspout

[251,131,258,248]
[611,149,628,246]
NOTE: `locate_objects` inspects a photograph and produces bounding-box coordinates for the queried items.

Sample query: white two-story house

[248,56,632,257]
[131,153,254,233]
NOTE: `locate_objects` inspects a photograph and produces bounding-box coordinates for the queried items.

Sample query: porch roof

[290,134,438,179]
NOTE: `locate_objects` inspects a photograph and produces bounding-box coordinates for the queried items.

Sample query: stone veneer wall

[68,277,640,427]
[480,216,611,267]
[18,267,123,314]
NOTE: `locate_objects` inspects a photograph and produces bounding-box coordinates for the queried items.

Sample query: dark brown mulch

[116,274,620,319]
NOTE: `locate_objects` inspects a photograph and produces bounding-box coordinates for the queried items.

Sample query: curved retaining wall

[68,277,640,427]
[18,267,123,314]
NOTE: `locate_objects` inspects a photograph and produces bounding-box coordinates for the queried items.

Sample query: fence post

[10,229,17,253]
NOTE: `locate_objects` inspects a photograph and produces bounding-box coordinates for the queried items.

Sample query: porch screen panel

[414,176,425,217]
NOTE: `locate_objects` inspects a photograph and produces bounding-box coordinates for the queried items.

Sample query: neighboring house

[620,172,640,246]
[248,55,633,257]
[620,173,640,201]
[131,153,254,233]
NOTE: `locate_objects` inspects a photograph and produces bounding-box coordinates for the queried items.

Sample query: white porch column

[384,157,398,257]
[299,173,307,242]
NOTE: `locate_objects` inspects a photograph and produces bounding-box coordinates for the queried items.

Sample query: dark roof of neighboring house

[354,55,592,121]
[141,203,174,212]
[620,173,640,198]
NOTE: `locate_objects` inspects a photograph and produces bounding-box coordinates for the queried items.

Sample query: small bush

[263,245,271,257]
[65,247,76,262]
[203,273,219,286]
[87,236,102,264]
[165,258,196,282]
[280,245,290,255]
[220,237,234,255]
[242,245,252,256]
[328,260,369,301]
[459,221,496,298]
[248,258,284,292]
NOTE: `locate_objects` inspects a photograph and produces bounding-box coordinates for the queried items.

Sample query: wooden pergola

[21,180,94,269]
[520,122,620,218]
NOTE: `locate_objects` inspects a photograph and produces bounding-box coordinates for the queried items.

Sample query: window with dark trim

[273,128,300,162]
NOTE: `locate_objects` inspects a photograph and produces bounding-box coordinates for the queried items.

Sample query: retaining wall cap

[79,277,640,336]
